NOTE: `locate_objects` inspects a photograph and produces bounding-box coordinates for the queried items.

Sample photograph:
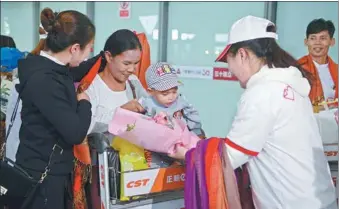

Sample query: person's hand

[77,92,90,102]
[168,144,188,160]
[198,134,206,139]
[81,137,88,145]
[120,99,145,113]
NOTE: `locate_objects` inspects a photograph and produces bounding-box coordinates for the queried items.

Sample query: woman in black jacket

[10,8,95,209]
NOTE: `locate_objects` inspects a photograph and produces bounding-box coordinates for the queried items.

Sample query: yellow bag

[111,136,149,172]
[111,136,149,201]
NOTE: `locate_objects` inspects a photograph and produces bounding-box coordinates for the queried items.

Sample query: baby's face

[151,87,178,107]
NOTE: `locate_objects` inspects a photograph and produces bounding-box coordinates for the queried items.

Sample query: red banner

[213,67,238,81]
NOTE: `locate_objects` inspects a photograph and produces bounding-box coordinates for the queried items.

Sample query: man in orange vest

[298,18,338,104]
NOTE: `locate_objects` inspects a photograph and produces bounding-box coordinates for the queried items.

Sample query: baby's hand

[153,112,169,125]
[173,110,183,119]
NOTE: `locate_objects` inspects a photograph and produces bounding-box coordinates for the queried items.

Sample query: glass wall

[1,2,36,51]
[39,1,87,14]
[94,2,160,63]
[276,1,338,62]
[167,2,266,67]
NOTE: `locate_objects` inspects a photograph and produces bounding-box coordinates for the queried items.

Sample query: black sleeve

[70,54,101,82]
[27,72,92,145]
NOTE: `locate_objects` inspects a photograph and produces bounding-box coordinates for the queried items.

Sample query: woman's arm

[26,72,92,145]
[70,54,101,82]
[224,87,274,169]
[169,86,274,168]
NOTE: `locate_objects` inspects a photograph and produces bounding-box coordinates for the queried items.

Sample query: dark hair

[227,25,313,84]
[32,7,95,55]
[31,7,54,55]
[306,18,335,38]
[98,29,142,71]
[0,35,16,48]
[104,29,142,57]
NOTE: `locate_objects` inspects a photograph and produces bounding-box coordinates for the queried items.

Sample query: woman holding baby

[76,29,204,208]
[84,30,204,138]
[73,29,148,209]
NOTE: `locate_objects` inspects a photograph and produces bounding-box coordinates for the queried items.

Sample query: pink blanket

[108,107,200,154]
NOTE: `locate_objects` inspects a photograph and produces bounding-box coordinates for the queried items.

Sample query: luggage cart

[87,132,185,209]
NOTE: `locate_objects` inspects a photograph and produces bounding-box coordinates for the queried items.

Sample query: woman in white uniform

[170,16,337,209]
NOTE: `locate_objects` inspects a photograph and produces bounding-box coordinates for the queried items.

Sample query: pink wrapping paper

[108,107,200,154]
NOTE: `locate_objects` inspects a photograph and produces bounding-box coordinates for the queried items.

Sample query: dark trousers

[7,171,72,209]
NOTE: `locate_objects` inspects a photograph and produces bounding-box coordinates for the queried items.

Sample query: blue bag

[0,47,26,72]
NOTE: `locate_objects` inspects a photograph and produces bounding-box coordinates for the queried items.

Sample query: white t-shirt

[313,61,335,100]
[86,75,130,133]
[225,65,336,209]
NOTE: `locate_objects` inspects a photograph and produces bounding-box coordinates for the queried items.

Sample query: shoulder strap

[5,96,20,140]
[128,79,137,99]
[77,56,102,94]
